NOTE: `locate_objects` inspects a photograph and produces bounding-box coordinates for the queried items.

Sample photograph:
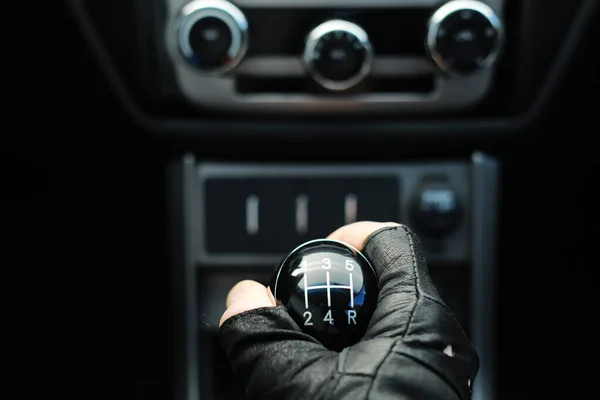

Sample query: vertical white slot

[296,194,309,235]
[246,194,259,236]
[304,272,309,309]
[326,271,331,307]
[345,193,357,225]
[349,273,354,308]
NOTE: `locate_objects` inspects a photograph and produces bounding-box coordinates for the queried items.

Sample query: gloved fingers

[327,222,438,336]
[327,221,403,250]
[219,281,338,399]
[359,224,447,339]
[329,223,468,342]
[359,225,479,394]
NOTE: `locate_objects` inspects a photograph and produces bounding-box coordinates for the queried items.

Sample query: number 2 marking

[303,311,313,326]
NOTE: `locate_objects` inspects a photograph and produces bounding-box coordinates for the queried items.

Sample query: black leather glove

[219,224,479,399]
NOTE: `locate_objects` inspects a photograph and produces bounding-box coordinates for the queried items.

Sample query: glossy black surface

[270,239,378,351]
[186,17,233,69]
[312,31,367,82]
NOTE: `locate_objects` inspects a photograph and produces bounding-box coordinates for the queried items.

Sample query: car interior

[6,0,599,399]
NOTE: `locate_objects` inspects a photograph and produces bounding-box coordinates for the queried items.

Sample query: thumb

[219,280,276,327]
[219,281,336,399]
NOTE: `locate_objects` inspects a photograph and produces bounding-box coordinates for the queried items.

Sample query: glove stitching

[362,225,404,250]
[422,293,454,315]
[324,348,350,399]
[401,225,419,339]
[337,348,349,374]
[325,373,343,400]
[365,343,394,400]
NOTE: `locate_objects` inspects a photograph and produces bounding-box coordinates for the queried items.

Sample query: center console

[165,0,505,114]
[168,153,499,400]
[71,0,596,134]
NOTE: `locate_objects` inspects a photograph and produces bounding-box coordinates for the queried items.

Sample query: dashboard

[165,0,504,114]
[15,1,593,400]
[70,0,596,138]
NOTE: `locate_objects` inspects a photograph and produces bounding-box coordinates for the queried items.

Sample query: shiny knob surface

[426,0,504,76]
[410,183,463,237]
[177,0,249,73]
[270,239,379,352]
[303,20,373,91]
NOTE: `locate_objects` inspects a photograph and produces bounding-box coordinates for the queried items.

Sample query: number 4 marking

[323,309,334,325]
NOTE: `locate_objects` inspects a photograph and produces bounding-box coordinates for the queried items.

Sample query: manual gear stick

[270,239,379,351]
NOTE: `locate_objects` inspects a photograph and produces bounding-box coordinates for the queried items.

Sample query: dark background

[4,2,598,398]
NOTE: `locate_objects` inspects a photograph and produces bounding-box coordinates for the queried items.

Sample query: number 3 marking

[322,258,331,269]
[303,311,313,326]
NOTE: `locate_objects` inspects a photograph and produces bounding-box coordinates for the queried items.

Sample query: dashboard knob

[303,20,373,91]
[410,183,463,237]
[426,0,504,76]
[270,239,379,351]
[177,0,249,73]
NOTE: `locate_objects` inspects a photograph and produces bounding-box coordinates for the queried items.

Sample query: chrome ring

[426,0,504,76]
[177,0,249,74]
[303,20,373,91]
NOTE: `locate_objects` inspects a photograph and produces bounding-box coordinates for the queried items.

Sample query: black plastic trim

[67,0,598,141]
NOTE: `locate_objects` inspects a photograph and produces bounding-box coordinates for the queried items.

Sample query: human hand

[219,222,478,399]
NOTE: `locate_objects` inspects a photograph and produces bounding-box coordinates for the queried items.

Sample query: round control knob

[303,20,373,91]
[270,239,379,351]
[426,0,504,76]
[410,183,463,237]
[177,0,249,73]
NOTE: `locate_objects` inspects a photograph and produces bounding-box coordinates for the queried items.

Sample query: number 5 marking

[345,259,354,271]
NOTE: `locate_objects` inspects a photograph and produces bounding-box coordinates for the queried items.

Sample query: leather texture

[219,225,479,400]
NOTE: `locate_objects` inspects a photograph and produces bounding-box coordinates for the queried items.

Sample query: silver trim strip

[168,154,200,400]
[228,0,503,8]
[234,56,437,77]
[470,152,499,400]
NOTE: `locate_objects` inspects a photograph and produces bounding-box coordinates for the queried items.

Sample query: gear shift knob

[270,239,379,351]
